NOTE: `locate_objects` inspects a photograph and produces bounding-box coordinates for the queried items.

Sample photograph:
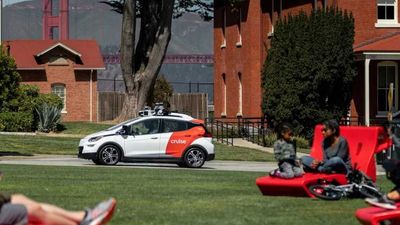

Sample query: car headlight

[88,136,103,142]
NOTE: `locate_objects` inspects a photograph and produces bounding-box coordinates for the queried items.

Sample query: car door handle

[151,137,158,139]
[184,135,191,137]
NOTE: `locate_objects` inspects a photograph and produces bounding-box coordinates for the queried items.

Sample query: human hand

[311,160,320,169]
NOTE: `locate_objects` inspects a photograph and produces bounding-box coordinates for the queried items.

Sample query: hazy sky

[3,0,31,6]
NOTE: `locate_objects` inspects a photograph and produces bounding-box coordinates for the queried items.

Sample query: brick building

[214,0,400,125]
[6,40,105,121]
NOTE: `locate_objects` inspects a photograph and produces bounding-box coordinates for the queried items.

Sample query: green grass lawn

[0,134,274,161]
[0,135,80,155]
[214,142,275,161]
[61,122,114,135]
[0,164,392,225]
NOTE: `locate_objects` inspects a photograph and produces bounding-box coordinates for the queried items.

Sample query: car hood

[83,129,119,140]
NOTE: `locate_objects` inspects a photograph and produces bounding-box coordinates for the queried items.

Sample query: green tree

[0,48,21,112]
[101,0,212,121]
[149,75,174,108]
[262,7,356,138]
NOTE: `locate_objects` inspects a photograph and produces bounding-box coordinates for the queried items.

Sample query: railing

[214,120,234,146]
[205,117,268,147]
[239,117,268,147]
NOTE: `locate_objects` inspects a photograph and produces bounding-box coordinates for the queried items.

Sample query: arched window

[221,7,227,48]
[51,83,66,112]
[377,61,398,114]
[236,7,242,47]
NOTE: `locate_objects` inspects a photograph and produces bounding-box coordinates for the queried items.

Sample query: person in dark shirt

[301,119,351,174]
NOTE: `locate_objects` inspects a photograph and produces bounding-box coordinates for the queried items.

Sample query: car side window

[130,119,160,135]
[162,119,188,133]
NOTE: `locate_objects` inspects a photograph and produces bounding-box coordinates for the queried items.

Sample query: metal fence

[205,117,269,146]
[98,92,209,121]
[208,116,392,148]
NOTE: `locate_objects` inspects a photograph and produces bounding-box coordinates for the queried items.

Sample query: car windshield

[105,118,139,131]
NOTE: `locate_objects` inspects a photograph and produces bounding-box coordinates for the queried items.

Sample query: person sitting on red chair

[301,119,351,175]
[365,126,400,209]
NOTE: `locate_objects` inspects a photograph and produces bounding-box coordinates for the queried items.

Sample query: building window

[236,7,242,47]
[377,0,397,24]
[221,7,227,48]
[377,61,398,114]
[222,74,227,116]
[238,73,242,116]
[51,83,66,112]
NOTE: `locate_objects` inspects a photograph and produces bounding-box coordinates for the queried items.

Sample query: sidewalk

[232,138,308,157]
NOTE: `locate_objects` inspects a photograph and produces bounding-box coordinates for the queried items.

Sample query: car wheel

[176,162,187,167]
[92,158,103,165]
[183,147,206,168]
[98,144,120,165]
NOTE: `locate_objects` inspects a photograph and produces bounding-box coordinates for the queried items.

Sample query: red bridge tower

[42,0,69,40]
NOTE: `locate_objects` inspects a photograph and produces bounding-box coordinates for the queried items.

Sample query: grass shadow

[0,151,33,157]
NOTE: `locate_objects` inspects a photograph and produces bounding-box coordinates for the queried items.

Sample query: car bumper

[78,146,96,160]
[206,153,215,161]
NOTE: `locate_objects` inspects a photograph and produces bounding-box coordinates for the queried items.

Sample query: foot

[269,169,281,177]
[80,198,117,225]
[365,195,396,210]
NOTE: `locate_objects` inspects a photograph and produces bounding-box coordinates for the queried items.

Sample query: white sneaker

[365,196,397,210]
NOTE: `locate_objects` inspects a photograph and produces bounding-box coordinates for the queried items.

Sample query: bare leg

[11,194,84,225]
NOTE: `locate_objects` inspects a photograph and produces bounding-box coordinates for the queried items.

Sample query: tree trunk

[116,0,174,122]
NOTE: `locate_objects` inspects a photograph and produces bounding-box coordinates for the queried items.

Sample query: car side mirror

[118,125,130,135]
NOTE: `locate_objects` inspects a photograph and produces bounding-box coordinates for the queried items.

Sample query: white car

[78,112,214,168]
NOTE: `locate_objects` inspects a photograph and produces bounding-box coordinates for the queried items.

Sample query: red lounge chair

[256,125,391,197]
[355,203,400,225]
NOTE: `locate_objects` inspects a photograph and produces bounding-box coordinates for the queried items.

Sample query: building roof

[5,40,105,70]
[354,32,400,53]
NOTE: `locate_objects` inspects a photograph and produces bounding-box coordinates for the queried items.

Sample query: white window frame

[375,0,400,27]
[376,61,398,116]
[221,7,227,48]
[51,83,67,113]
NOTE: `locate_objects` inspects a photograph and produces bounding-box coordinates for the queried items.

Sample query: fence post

[261,116,266,147]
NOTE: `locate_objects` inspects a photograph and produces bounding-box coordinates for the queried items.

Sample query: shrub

[0,111,33,132]
[35,103,62,133]
[36,93,63,110]
[7,85,63,131]
[262,7,356,138]
[0,49,21,112]
[8,85,40,112]
[264,132,310,149]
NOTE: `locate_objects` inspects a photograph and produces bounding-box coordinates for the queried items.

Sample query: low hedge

[0,111,34,132]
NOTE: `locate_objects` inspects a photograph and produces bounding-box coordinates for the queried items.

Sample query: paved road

[0,155,386,175]
[0,155,275,173]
